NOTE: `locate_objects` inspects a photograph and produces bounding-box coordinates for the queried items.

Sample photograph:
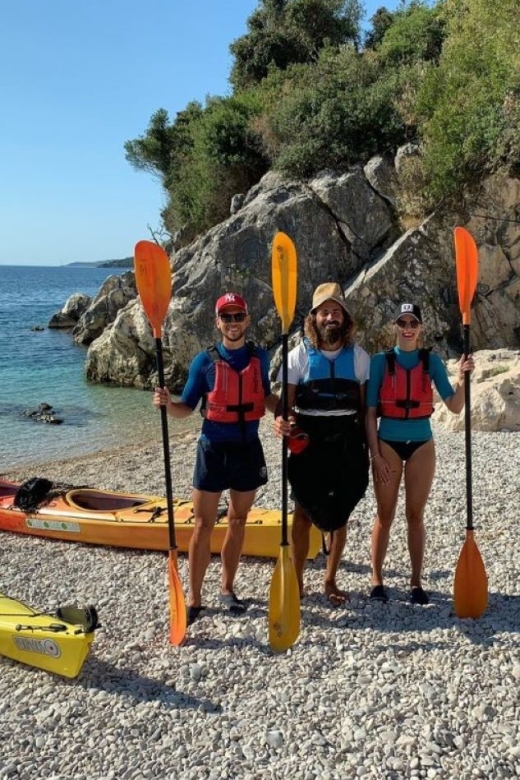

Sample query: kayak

[0,479,322,559]
[0,592,98,678]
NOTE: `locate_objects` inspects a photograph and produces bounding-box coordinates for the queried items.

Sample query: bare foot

[325,581,348,605]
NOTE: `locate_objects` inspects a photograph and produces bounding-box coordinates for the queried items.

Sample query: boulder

[73,272,137,345]
[48,293,91,329]
[433,349,520,431]
[22,403,63,424]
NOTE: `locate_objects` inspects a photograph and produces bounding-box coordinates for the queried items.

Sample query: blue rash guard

[181,343,272,443]
[366,348,455,442]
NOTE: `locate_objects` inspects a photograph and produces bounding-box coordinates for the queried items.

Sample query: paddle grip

[281,333,289,547]
[463,325,473,530]
[155,337,177,548]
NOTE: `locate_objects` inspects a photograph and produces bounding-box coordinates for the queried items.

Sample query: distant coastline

[66,257,133,268]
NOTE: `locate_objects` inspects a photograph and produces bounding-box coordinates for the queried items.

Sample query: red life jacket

[378,349,433,420]
[203,343,266,423]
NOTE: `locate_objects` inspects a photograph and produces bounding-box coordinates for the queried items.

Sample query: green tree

[417,0,520,203]
[262,45,406,177]
[364,6,396,49]
[377,2,446,65]
[230,0,362,90]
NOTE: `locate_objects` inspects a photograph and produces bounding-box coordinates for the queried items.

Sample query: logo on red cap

[215,292,248,314]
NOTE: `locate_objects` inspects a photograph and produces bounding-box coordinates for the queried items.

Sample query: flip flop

[218,592,247,615]
[187,605,205,626]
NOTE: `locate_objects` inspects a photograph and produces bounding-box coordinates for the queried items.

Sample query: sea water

[0,265,161,471]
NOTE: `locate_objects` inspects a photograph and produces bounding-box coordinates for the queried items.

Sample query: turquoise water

[0,265,159,470]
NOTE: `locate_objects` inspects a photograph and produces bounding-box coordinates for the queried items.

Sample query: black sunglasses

[396,318,420,329]
[219,312,247,323]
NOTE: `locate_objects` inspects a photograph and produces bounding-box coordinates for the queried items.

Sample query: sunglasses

[219,312,247,323]
[396,318,420,329]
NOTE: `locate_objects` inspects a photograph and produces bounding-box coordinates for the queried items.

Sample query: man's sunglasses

[396,318,420,329]
[219,312,247,323]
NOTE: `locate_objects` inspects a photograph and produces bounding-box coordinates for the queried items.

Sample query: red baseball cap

[215,292,248,315]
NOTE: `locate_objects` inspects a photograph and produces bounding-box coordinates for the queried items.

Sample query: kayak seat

[66,490,150,512]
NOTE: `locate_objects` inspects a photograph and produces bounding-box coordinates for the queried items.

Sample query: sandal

[187,605,205,626]
[369,585,388,603]
[410,587,429,605]
[219,592,247,614]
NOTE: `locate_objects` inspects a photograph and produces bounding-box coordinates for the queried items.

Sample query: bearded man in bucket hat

[154,292,280,625]
[274,282,370,604]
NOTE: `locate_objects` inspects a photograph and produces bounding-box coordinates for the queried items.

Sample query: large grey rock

[363,153,399,205]
[48,293,91,328]
[73,272,136,345]
[81,162,520,390]
[433,349,520,431]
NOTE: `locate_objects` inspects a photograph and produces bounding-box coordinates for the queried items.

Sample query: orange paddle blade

[268,545,300,652]
[454,227,479,326]
[271,232,297,334]
[168,550,187,646]
[453,531,488,619]
[134,240,172,338]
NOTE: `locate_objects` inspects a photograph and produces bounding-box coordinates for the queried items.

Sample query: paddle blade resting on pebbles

[453,531,488,619]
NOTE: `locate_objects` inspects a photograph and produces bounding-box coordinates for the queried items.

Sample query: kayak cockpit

[65,490,151,512]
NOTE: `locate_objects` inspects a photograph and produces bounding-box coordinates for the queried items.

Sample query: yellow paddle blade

[454,227,479,326]
[134,240,172,338]
[268,545,300,652]
[453,531,488,619]
[168,550,187,646]
[271,232,297,334]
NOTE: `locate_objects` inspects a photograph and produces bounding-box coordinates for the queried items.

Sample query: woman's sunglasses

[219,312,247,323]
[396,318,420,329]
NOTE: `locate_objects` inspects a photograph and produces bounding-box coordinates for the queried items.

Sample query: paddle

[134,240,187,645]
[268,231,300,652]
[452,227,488,619]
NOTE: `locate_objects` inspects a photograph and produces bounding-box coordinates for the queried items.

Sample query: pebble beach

[1,415,520,780]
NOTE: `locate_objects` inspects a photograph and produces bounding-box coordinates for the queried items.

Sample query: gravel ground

[1,414,519,780]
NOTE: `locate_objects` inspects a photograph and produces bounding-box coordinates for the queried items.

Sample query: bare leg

[220,489,256,594]
[291,503,312,597]
[189,489,220,607]
[403,440,436,588]
[371,441,403,587]
[324,525,348,604]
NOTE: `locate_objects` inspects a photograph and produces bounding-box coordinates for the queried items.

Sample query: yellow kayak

[0,592,98,678]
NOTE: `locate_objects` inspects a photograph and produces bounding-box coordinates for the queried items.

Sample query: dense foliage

[125,0,520,239]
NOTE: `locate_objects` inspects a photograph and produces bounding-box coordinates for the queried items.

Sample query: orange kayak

[0,479,322,559]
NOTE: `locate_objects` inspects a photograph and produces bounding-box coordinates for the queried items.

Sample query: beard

[316,320,348,346]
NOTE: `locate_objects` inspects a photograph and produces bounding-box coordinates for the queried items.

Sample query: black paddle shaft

[463,325,473,530]
[281,332,290,547]
[155,337,177,549]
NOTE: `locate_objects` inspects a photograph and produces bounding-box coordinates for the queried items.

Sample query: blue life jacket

[294,339,361,413]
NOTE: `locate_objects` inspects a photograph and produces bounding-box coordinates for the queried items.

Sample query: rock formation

[66,150,519,423]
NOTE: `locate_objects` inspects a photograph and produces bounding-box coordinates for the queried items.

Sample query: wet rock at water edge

[22,403,64,424]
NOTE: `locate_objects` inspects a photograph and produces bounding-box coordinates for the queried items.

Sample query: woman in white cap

[365,303,474,605]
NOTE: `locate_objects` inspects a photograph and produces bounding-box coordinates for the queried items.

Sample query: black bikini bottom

[380,439,429,462]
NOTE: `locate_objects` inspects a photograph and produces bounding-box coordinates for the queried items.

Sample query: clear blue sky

[1,0,403,266]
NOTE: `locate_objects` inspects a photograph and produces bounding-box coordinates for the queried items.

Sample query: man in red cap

[154,292,280,625]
